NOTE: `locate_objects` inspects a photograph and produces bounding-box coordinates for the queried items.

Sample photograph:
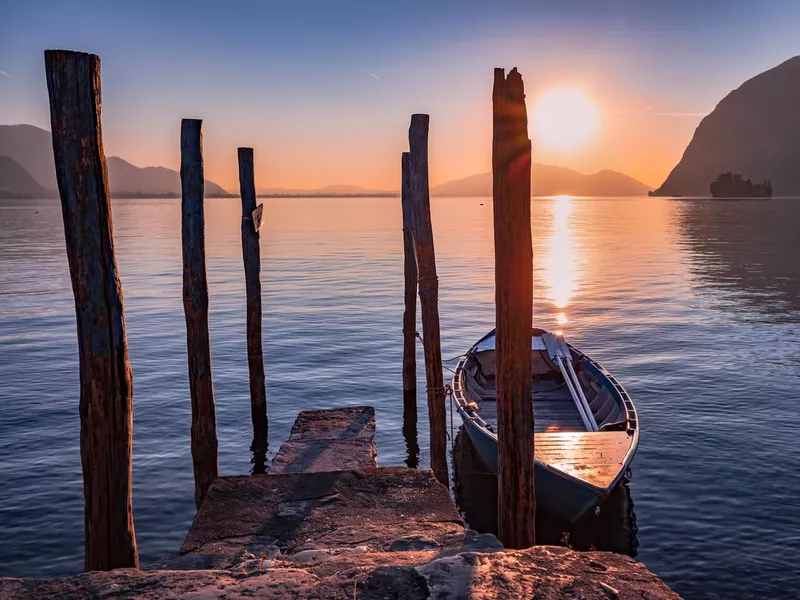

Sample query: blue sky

[1,0,799,189]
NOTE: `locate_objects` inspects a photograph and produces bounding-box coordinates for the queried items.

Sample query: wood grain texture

[408,115,449,486]
[181,119,219,507]
[400,152,418,423]
[534,432,631,489]
[237,147,268,472]
[492,67,535,549]
[44,49,139,571]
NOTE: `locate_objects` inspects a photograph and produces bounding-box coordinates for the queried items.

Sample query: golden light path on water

[542,195,581,329]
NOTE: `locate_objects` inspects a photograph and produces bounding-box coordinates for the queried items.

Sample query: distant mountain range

[652,56,800,196]
[258,184,396,197]
[0,124,230,198]
[1,123,651,199]
[0,155,47,199]
[431,164,650,197]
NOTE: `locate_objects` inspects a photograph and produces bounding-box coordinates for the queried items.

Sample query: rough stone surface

[0,547,679,599]
[179,468,462,560]
[0,407,677,598]
[271,406,376,474]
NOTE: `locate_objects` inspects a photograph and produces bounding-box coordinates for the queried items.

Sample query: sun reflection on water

[543,196,580,328]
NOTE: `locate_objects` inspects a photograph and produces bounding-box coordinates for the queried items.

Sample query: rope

[402,328,424,343]
[417,275,439,300]
[448,384,455,449]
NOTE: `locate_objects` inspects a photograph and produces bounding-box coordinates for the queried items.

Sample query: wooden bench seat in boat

[534,431,632,490]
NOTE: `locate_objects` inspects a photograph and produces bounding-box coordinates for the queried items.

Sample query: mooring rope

[447,383,455,450]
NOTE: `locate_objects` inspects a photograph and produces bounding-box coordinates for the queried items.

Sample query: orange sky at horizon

[6,1,799,194]
[98,89,706,193]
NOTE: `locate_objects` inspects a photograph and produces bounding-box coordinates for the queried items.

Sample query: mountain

[431,163,650,197]
[0,124,230,197]
[0,125,56,192]
[652,56,800,197]
[258,184,395,196]
[0,155,48,199]
[107,156,228,197]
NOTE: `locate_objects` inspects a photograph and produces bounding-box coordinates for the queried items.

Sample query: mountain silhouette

[652,56,800,197]
[257,184,394,196]
[432,163,650,196]
[0,155,47,199]
[0,124,229,197]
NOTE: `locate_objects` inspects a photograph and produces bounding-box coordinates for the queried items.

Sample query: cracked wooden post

[408,114,449,486]
[401,151,419,467]
[493,67,535,548]
[181,118,219,507]
[44,49,139,571]
[237,147,268,474]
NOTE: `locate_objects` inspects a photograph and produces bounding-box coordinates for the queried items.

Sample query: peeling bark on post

[181,119,219,507]
[408,115,449,486]
[401,151,418,447]
[237,148,268,474]
[493,67,535,549]
[44,49,139,571]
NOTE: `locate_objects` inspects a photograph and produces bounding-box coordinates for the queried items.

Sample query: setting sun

[531,88,599,152]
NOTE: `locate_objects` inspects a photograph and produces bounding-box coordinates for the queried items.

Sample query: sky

[1,0,800,191]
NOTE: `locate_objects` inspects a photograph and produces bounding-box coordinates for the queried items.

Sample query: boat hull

[461,416,604,524]
[453,328,639,524]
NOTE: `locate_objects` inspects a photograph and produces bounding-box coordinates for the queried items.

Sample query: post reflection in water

[402,390,420,469]
[452,428,639,556]
[541,196,581,329]
[250,426,268,475]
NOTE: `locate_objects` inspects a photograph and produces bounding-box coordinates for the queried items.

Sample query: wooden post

[408,114,449,486]
[237,147,268,474]
[400,151,418,456]
[181,118,219,507]
[44,49,139,571]
[493,67,535,548]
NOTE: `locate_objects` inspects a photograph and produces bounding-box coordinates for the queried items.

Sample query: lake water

[0,196,798,598]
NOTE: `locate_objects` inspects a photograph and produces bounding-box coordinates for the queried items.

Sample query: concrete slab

[271,406,377,474]
[180,468,463,561]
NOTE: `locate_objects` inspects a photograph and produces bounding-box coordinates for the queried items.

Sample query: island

[709,172,772,198]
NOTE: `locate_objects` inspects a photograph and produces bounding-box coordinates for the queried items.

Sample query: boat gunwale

[452,329,640,495]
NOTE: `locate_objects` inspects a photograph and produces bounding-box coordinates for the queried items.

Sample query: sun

[531,88,599,152]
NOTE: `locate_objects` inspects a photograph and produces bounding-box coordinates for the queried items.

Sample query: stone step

[161,467,469,570]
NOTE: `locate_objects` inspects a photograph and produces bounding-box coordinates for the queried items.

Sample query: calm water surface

[0,196,798,598]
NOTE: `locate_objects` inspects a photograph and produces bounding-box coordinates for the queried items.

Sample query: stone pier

[0,407,678,599]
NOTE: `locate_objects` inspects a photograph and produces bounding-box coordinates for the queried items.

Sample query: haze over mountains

[653,56,800,196]
[0,123,652,199]
[431,164,650,197]
[0,124,229,198]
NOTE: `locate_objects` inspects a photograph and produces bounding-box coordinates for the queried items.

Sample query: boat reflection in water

[452,427,639,556]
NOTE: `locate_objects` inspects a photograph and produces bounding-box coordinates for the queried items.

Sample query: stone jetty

[0,407,678,599]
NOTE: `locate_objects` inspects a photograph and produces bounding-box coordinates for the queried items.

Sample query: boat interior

[460,342,628,434]
[456,330,637,492]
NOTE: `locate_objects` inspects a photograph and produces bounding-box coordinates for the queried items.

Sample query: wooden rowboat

[452,328,639,523]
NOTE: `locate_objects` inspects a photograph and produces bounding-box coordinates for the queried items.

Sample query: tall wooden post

[493,67,535,548]
[237,147,268,475]
[181,119,219,507]
[44,49,139,571]
[408,114,449,486]
[401,151,419,469]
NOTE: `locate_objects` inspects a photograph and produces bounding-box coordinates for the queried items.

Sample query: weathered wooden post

[493,67,535,548]
[181,118,219,507]
[44,49,139,571]
[400,151,418,463]
[408,114,449,486]
[237,147,268,474]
